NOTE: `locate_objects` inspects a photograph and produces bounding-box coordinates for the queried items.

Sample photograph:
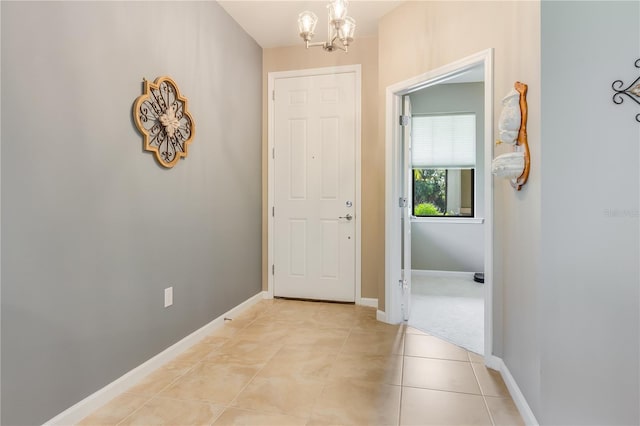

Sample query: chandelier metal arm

[329,39,347,52]
[305,41,326,48]
[305,40,347,52]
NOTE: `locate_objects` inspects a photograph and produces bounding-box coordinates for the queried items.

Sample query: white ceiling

[218,1,403,49]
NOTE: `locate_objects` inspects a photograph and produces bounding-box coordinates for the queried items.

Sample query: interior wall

[409,82,485,272]
[540,1,640,424]
[1,2,262,424]
[262,37,379,299]
[378,0,541,413]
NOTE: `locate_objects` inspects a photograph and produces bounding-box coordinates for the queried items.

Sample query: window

[411,114,476,217]
[412,168,474,216]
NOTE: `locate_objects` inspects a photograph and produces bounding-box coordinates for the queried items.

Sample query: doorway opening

[404,70,485,354]
[384,49,494,359]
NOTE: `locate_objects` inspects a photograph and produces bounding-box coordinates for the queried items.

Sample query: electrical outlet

[164,287,173,308]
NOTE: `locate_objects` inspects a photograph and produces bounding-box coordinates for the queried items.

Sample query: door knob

[339,214,353,221]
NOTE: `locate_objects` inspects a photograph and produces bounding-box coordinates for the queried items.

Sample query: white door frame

[267,65,362,304]
[384,49,495,359]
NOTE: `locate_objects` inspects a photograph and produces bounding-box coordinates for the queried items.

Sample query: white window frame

[410,113,478,221]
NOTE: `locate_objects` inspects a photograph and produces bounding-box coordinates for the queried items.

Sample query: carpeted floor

[408,274,484,355]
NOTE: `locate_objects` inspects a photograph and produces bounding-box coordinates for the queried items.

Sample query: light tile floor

[79,299,524,426]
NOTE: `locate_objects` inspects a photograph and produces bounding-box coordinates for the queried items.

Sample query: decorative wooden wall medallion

[612,59,640,123]
[133,76,195,168]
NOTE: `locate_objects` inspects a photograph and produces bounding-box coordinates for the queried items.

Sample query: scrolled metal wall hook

[612,59,640,123]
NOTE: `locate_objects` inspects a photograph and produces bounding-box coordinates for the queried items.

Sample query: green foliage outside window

[414,202,442,216]
[413,169,446,215]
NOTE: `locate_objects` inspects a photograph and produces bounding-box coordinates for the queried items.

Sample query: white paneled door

[273,72,356,302]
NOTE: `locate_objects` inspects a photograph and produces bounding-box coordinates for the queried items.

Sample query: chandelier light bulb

[328,0,348,25]
[298,11,318,41]
[338,16,356,45]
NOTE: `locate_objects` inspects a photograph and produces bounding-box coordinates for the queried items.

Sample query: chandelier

[297,0,356,52]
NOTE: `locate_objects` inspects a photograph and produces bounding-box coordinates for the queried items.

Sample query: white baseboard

[358,297,378,308]
[488,355,539,426]
[376,309,387,323]
[483,354,502,371]
[411,269,475,279]
[45,291,267,426]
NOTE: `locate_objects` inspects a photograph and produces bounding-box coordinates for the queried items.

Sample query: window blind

[411,114,476,168]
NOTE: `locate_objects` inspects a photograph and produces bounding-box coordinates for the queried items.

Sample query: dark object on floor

[473,272,485,283]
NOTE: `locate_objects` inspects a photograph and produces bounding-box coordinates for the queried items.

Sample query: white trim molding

[487,355,540,426]
[385,49,495,362]
[267,64,362,304]
[411,269,475,279]
[376,310,387,322]
[411,217,484,224]
[44,292,267,426]
[357,297,378,308]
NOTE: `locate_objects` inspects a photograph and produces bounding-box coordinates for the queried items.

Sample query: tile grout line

[115,358,205,426]
[208,407,225,426]
[305,309,358,425]
[81,301,249,424]
[221,301,338,420]
[119,301,509,424]
[400,383,487,397]
[112,393,155,426]
[403,353,476,363]
[212,405,310,425]
[211,302,285,423]
[224,308,284,410]
[301,305,357,420]
[398,323,407,426]
[225,348,280,409]
[115,351,221,425]
[208,302,275,425]
[115,303,268,425]
[469,359,496,426]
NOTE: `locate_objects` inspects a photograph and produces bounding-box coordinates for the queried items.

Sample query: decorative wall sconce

[298,0,356,52]
[612,59,640,123]
[133,76,195,168]
[491,82,530,191]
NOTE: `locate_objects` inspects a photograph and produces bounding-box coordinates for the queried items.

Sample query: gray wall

[409,82,484,272]
[1,2,262,424]
[539,1,639,424]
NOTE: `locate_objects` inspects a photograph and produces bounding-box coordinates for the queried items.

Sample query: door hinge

[399,115,410,126]
[399,197,408,208]
[272,206,274,217]
[272,148,275,159]
[272,264,275,275]
[272,91,275,101]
